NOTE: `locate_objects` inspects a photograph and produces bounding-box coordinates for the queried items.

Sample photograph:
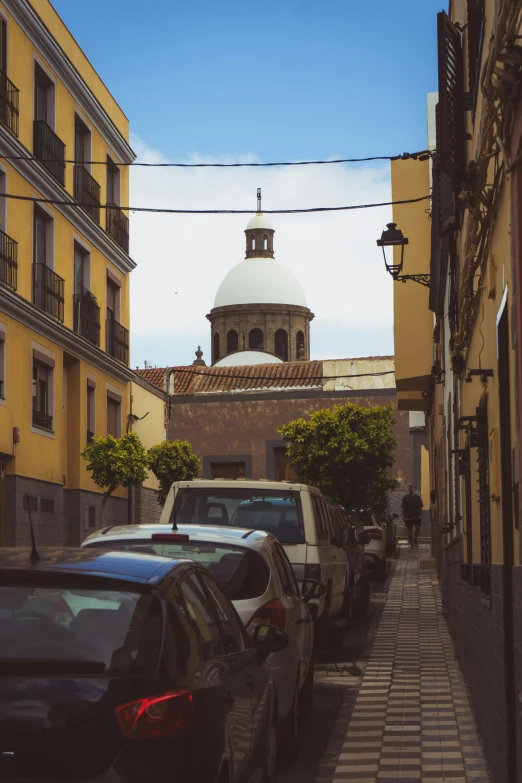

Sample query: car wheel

[356,574,370,617]
[277,679,299,763]
[300,661,314,712]
[376,559,386,582]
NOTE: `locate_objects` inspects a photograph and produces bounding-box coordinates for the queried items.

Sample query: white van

[159,479,352,624]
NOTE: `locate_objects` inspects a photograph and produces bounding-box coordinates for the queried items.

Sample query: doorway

[497,302,517,782]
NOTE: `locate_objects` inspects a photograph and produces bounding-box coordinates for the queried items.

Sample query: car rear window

[86,541,270,602]
[172,488,305,544]
[0,585,161,676]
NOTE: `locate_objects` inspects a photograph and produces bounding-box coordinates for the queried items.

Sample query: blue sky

[52,0,444,367]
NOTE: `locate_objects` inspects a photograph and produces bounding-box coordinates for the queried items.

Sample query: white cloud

[128,134,395,368]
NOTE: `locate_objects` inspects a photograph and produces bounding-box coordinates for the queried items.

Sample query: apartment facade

[0,0,135,547]
[392,2,522,780]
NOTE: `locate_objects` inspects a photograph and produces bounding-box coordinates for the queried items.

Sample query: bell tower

[245,189,275,259]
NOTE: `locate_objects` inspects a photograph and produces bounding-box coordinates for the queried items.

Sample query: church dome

[246,213,274,231]
[214,257,307,308]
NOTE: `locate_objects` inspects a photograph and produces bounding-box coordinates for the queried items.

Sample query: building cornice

[10,0,135,164]
[207,303,315,321]
[1,125,136,274]
[1,286,134,384]
[169,387,397,405]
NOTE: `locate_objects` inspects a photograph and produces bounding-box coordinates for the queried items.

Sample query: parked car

[350,509,387,582]
[0,546,282,783]
[325,502,370,619]
[83,523,320,760]
[159,480,352,628]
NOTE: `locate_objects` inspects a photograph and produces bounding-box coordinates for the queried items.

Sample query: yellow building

[392,3,522,781]
[0,0,135,546]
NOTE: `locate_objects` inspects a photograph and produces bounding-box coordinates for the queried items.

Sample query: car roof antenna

[26,495,40,563]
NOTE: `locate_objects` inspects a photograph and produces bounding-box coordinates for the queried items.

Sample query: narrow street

[282,543,491,783]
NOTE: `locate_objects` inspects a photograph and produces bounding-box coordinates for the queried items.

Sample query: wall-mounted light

[376,223,431,288]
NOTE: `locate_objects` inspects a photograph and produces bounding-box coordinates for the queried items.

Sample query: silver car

[82,523,317,760]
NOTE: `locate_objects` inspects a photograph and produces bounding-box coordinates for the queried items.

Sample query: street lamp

[376,223,431,288]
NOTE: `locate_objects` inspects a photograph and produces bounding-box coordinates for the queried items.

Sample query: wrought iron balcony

[33,263,65,322]
[73,287,100,346]
[0,228,18,291]
[106,203,129,252]
[33,409,53,431]
[74,165,101,223]
[0,71,19,136]
[106,318,129,364]
[33,120,65,185]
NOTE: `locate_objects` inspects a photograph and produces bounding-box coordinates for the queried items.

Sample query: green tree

[147,440,201,506]
[278,402,398,512]
[81,432,148,526]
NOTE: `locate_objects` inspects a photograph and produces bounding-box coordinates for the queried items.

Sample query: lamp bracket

[394,273,431,288]
[465,368,494,384]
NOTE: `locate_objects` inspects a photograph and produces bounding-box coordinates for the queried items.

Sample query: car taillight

[116,691,193,739]
[151,533,189,542]
[367,529,383,540]
[246,599,287,636]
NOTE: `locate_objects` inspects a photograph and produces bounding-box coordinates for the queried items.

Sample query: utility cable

[0,150,433,167]
[0,191,431,214]
[145,368,396,384]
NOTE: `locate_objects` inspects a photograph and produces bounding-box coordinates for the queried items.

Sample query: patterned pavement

[319,543,490,783]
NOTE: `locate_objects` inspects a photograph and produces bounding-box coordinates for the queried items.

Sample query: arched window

[296,330,305,352]
[226,329,239,354]
[263,234,268,250]
[213,332,220,362]
[250,234,256,251]
[249,328,264,350]
[274,329,288,361]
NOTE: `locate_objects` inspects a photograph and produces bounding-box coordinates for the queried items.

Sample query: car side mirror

[358,531,371,546]
[301,579,326,603]
[251,623,289,661]
[342,527,356,547]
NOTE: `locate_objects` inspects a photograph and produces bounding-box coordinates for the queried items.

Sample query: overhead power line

[1,192,431,214]
[153,368,396,384]
[0,150,433,167]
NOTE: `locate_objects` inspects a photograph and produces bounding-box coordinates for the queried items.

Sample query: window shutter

[437,11,465,187]
[467,0,485,113]
[0,20,6,73]
[107,397,119,437]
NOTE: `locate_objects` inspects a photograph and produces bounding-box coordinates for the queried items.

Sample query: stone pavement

[317,543,491,783]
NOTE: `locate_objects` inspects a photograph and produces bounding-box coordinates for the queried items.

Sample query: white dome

[214,257,307,308]
[214,350,283,367]
[246,213,274,231]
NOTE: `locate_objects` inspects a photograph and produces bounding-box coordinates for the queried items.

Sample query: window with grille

[226,330,238,354]
[87,383,95,443]
[32,359,53,431]
[23,495,38,512]
[274,447,295,482]
[476,395,491,601]
[107,395,121,438]
[274,329,288,361]
[249,328,264,350]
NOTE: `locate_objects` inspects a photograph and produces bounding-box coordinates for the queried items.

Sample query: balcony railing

[106,203,129,253]
[106,318,129,364]
[74,166,101,223]
[73,287,100,346]
[0,228,18,291]
[33,409,53,431]
[33,120,65,185]
[33,263,65,322]
[0,71,19,136]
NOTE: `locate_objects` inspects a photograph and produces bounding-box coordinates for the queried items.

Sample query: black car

[325,503,370,619]
[0,546,284,783]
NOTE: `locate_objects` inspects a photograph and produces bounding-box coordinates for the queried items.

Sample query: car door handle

[225,690,234,708]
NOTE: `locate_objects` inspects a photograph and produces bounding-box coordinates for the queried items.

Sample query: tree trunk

[100,489,114,528]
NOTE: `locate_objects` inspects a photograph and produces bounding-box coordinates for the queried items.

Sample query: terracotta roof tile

[170,360,323,395]
[134,368,167,390]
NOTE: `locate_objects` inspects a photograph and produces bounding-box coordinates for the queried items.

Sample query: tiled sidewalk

[327,544,490,782]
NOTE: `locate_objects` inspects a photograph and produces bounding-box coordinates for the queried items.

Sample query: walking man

[401,483,423,549]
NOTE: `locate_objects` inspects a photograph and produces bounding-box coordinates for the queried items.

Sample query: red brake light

[116,690,193,739]
[246,599,287,637]
[367,529,383,540]
[151,533,189,542]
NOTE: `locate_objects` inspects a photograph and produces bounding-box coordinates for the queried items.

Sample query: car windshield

[171,488,305,544]
[0,584,161,676]
[87,541,270,601]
